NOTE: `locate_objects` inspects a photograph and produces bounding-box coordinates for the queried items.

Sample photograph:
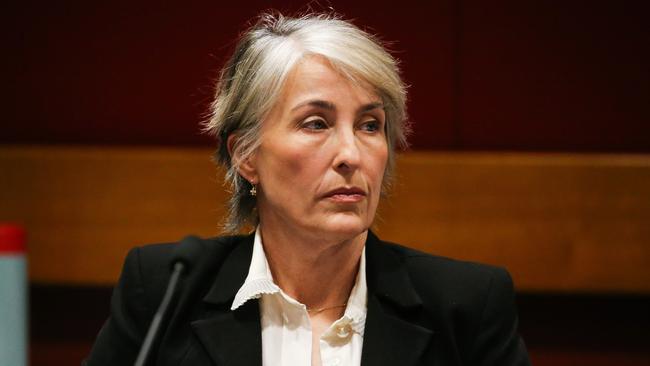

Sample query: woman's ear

[227,134,258,183]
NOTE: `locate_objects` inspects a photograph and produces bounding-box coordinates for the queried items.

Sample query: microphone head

[170,235,205,273]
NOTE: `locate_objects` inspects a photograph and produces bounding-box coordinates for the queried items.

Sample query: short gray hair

[203,11,409,232]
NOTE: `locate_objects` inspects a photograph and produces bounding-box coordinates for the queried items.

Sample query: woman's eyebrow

[291,100,384,113]
[291,99,335,111]
[359,102,384,113]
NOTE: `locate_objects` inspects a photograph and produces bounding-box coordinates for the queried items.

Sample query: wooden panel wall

[380,152,650,293]
[2,146,649,292]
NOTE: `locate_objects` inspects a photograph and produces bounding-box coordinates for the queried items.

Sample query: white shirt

[231,228,367,366]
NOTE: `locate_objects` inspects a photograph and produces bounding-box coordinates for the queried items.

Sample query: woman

[85,12,530,366]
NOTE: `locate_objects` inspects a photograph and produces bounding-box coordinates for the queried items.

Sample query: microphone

[134,235,204,366]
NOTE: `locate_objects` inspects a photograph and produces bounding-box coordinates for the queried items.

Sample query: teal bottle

[0,224,27,366]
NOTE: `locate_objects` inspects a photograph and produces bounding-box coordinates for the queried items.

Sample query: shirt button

[329,358,341,366]
[336,324,352,338]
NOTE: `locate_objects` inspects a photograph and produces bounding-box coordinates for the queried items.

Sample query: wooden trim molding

[1,145,649,292]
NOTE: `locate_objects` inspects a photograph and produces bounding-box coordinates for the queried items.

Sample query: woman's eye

[360,120,381,132]
[302,118,328,130]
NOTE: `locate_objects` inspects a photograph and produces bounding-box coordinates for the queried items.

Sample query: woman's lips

[323,187,366,203]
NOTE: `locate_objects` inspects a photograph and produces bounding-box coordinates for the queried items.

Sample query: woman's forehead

[280,56,382,107]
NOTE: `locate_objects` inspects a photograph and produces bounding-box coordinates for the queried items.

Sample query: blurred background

[1,0,649,364]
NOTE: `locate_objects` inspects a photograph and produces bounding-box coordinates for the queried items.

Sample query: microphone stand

[133,262,185,366]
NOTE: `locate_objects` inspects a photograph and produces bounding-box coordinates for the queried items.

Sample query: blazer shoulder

[379,240,509,279]
[376,239,515,307]
[134,235,243,272]
[123,235,248,304]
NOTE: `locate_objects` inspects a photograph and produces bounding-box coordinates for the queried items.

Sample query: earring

[249,183,257,197]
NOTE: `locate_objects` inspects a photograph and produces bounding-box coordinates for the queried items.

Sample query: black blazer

[84,231,530,366]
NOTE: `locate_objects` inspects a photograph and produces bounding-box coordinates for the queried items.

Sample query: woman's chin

[314,213,371,239]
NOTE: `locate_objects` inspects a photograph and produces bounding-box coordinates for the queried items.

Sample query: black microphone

[134,235,204,366]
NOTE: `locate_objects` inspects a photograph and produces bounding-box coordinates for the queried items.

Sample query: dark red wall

[4,0,649,151]
[456,1,650,151]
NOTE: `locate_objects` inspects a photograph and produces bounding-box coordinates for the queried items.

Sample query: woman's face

[245,56,388,241]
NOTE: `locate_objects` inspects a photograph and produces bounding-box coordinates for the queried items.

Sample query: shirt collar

[231,228,279,310]
[231,227,368,331]
[343,245,367,328]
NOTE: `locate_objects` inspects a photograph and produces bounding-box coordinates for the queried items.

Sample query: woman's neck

[258,222,366,310]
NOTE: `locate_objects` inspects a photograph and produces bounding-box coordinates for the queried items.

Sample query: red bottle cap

[0,224,26,254]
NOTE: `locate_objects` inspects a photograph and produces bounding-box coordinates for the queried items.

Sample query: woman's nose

[332,128,361,173]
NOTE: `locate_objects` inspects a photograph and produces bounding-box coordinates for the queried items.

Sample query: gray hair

[203,11,409,232]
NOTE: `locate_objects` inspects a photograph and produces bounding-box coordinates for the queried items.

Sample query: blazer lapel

[191,234,262,366]
[361,231,434,366]
[191,300,261,366]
